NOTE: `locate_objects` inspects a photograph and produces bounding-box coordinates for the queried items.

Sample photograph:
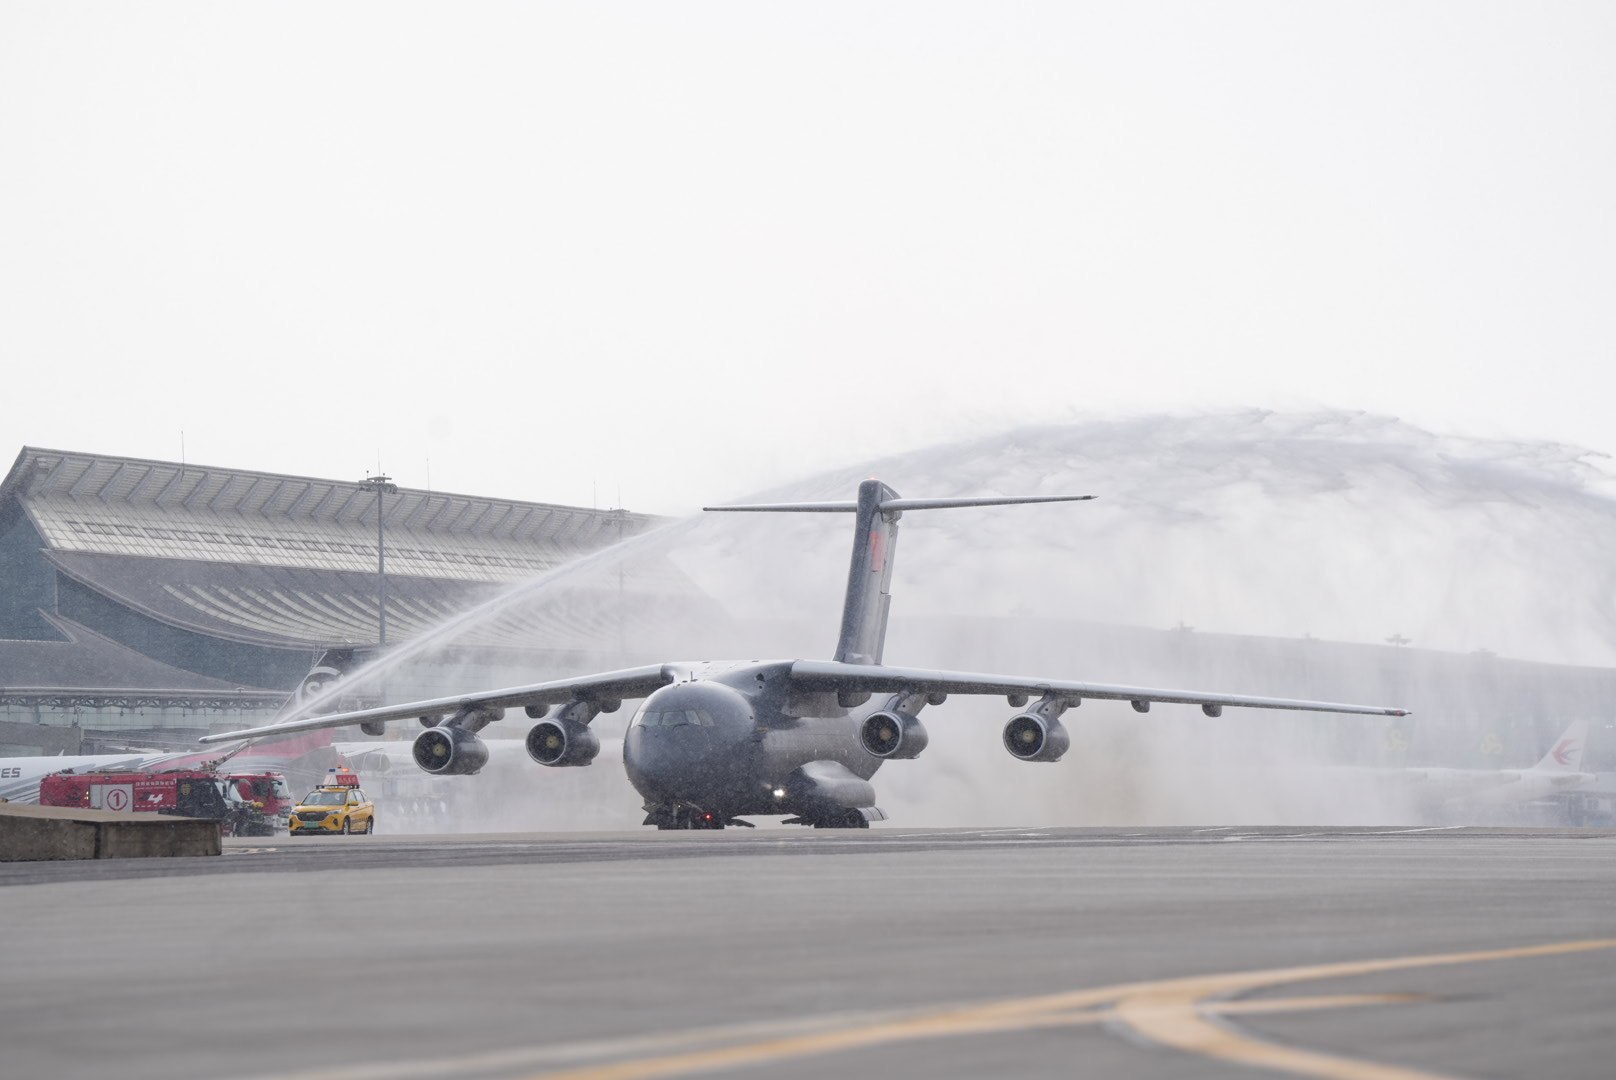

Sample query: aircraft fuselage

[621,662,881,824]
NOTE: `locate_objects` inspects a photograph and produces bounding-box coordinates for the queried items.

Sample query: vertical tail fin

[1534,719,1590,772]
[835,480,901,664]
[705,481,1095,668]
[208,648,360,765]
[285,647,358,717]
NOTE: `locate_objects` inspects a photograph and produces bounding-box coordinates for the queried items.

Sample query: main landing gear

[783,808,876,829]
[643,804,880,830]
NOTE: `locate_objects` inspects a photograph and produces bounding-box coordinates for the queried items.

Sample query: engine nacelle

[526,718,600,767]
[1002,713,1070,763]
[412,725,490,775]
[860,710,929,759]
[359,720,387,737]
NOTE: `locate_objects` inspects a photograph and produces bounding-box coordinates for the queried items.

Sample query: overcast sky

[2,2,1612,514]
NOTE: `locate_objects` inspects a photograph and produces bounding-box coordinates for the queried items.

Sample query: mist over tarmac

[345,410,1616,831]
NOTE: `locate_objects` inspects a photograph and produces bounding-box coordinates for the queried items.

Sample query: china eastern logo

[1552,740,1579,766]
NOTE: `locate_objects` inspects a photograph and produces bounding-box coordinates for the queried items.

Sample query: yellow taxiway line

[264,938,1615,1080]
[528,938,1616,1080]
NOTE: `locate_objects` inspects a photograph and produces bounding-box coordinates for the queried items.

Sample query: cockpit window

[637,709,716,727]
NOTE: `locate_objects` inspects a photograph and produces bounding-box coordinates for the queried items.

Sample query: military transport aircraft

[201,480,1409,828]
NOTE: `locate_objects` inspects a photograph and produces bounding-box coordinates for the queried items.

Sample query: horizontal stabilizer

[878,494,1095,512]
[703,501,860,512]
[704,494,1095,514]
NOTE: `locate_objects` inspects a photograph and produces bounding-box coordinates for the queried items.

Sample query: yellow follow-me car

[289,785,375,835]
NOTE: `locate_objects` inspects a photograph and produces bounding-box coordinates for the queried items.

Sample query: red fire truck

[39,769,292,836]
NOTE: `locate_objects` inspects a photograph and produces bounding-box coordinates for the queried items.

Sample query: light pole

[361,474,399,646]
[612,507,628,660]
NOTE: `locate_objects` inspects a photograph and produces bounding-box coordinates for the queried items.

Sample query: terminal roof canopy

[0,446,681,652]
[0,447,657,582]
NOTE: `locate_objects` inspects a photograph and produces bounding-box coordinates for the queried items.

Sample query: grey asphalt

[2,827,1613,1079]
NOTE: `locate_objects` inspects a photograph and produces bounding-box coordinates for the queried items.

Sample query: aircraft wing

[787,660,1410,717]
[196,665,678,744]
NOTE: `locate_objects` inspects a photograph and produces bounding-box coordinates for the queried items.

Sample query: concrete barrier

[0,802,221,861]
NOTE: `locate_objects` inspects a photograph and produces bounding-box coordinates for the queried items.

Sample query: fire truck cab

[221,772,293,829]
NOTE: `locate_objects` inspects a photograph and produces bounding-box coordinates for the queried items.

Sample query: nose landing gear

[644,804,735,830]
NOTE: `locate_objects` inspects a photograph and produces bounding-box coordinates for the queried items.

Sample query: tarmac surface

[3,826,1614,1079]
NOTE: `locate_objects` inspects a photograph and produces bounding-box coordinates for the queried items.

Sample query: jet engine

[860,710,929,759]
[526,717,600,767]
[412,725,490,775]
[1002,713,1070,763]
[359,720,387,737]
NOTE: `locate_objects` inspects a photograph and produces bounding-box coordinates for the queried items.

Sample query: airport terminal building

[0,447,660,755]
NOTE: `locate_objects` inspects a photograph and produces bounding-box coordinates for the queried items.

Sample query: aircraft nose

[626,725,726,799]
[637,725,709,764]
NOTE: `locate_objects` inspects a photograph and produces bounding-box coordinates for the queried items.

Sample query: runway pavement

[2,827,1613,1079]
